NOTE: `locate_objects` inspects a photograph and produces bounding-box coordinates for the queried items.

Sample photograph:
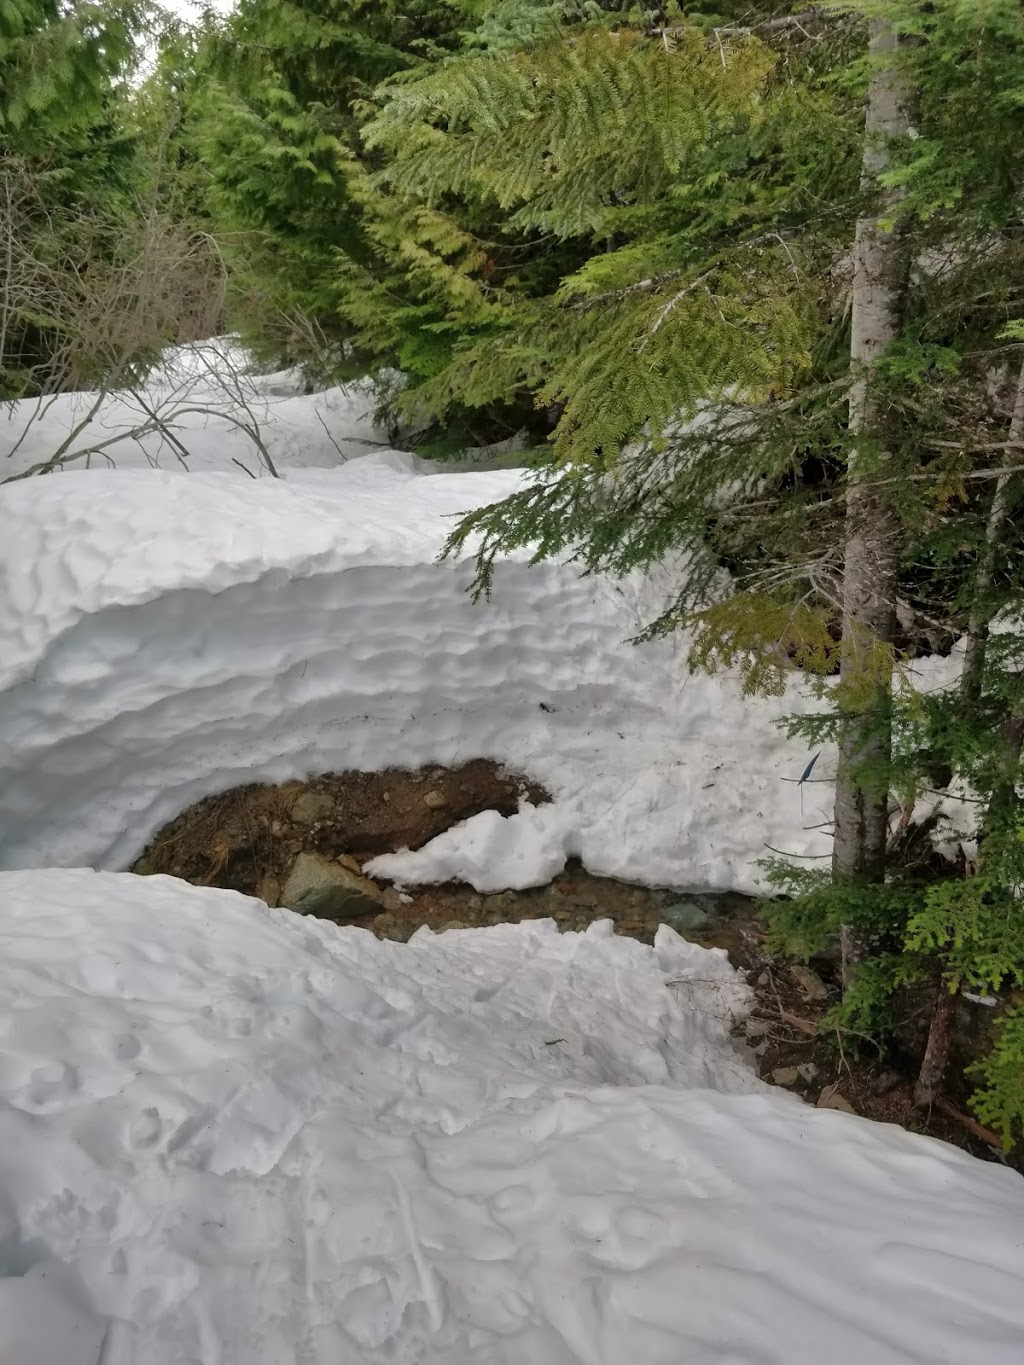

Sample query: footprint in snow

[27,1061,79,1109]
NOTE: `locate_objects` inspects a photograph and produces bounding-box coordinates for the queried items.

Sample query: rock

[757,970,771,988]
[797,1062,819,1083]
[336,853,362,875]
[280,852,382,920]
[256,872,282,907]
[790,964,829,1002]
[440,919,468,931]
[661,899,712,932]
[771,1066,801,1087]
[745,1017,769,1040]
[372,912,408,941]
[290,791,335,826]
[422,790,448,810]
[817,1085,856,1114]
[381,886,405,913]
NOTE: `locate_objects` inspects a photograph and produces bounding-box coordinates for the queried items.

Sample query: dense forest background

[5,0,1024,1147]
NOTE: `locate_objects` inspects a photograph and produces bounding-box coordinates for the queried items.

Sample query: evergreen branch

[567,268,690,311]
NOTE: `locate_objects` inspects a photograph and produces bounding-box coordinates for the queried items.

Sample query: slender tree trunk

[833,19,913,914]
[914,978,957,1109]
[960,360,1024,703]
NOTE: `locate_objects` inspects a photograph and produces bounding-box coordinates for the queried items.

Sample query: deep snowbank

[0,455,831,888]
[0,869,1021,1365]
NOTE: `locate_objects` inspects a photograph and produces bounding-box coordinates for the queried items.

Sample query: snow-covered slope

[0,869,1021,1365]
[0,455,830,889]
[0,341,384,479]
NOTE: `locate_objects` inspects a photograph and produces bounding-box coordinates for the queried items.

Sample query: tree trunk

[960,360,1024,704]
[833,18,912,905]
[914,979,957,1109]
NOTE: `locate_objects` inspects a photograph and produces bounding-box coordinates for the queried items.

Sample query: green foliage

[687,595,840,697]
[971,1008,1024,1150]
[0,0,144,151]
[907,875,1024,997]
[183,0,476,377]
[365,16,853,456]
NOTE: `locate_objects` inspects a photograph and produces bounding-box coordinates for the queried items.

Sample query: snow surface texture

[0,453,832,889]
[0,341,385,479]
[1,869,1023,1365]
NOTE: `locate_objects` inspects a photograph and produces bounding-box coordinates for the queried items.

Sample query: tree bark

[914,979,957,1109]
[833,18,912,902]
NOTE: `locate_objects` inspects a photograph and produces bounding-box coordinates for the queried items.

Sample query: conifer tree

[187,0,476,376]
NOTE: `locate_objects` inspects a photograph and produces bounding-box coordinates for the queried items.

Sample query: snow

[2,346,1021,1363]
[0,452,831,889]
[0,341,385,479]
[0,869,1021,1365]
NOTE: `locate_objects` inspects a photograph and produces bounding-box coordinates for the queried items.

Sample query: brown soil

[134,760,547,899]
[136,765,1017,1174]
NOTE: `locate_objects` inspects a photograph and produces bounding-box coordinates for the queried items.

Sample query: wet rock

[817,1085,856,1114]
[422,790,448,810]
[281,852,382,920]
[790,964,829,1002]
[661,899,712,932]
[290,791,335,826]
[771,1066,801,1087]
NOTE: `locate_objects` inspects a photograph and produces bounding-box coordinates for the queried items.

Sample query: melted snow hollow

[0,453,831,890]
[1,869,1022,1365]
